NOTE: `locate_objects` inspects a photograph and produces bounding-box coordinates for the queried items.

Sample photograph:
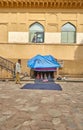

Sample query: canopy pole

[56,68,59,78]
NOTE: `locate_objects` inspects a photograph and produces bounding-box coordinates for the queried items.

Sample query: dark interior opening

[30,69,54,79]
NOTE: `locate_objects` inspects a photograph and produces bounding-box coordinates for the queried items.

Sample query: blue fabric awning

[27,55,61,70]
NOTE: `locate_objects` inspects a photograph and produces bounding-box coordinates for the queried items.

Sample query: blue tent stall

[27,54,61,70]
[27,54,61,79]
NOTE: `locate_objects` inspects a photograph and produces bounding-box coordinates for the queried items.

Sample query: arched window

[61,23,76,43]
[29,22,44,43]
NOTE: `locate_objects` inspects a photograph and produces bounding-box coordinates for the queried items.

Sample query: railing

[0,56,15,77]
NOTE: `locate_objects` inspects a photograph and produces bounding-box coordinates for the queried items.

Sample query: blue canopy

[27,55,61,70]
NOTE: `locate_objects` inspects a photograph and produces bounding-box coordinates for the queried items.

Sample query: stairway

[0,56,15,79]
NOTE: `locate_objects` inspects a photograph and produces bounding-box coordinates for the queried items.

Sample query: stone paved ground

[0,80,83,130]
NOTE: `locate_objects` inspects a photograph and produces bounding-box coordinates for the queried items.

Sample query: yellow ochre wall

[0,43,83,77]
[0,9,83,43]
[0,8,83,77]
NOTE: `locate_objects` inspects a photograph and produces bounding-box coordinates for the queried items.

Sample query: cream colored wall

[8,32,83,44]
[8,32,29,43]
[45,33,61,43]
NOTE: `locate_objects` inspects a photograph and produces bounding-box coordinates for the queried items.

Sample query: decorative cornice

[0,0,83,9]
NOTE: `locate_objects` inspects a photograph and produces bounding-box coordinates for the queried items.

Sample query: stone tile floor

[0,80,83,130]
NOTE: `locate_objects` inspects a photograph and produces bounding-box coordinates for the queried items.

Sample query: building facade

[0,0,83,78]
